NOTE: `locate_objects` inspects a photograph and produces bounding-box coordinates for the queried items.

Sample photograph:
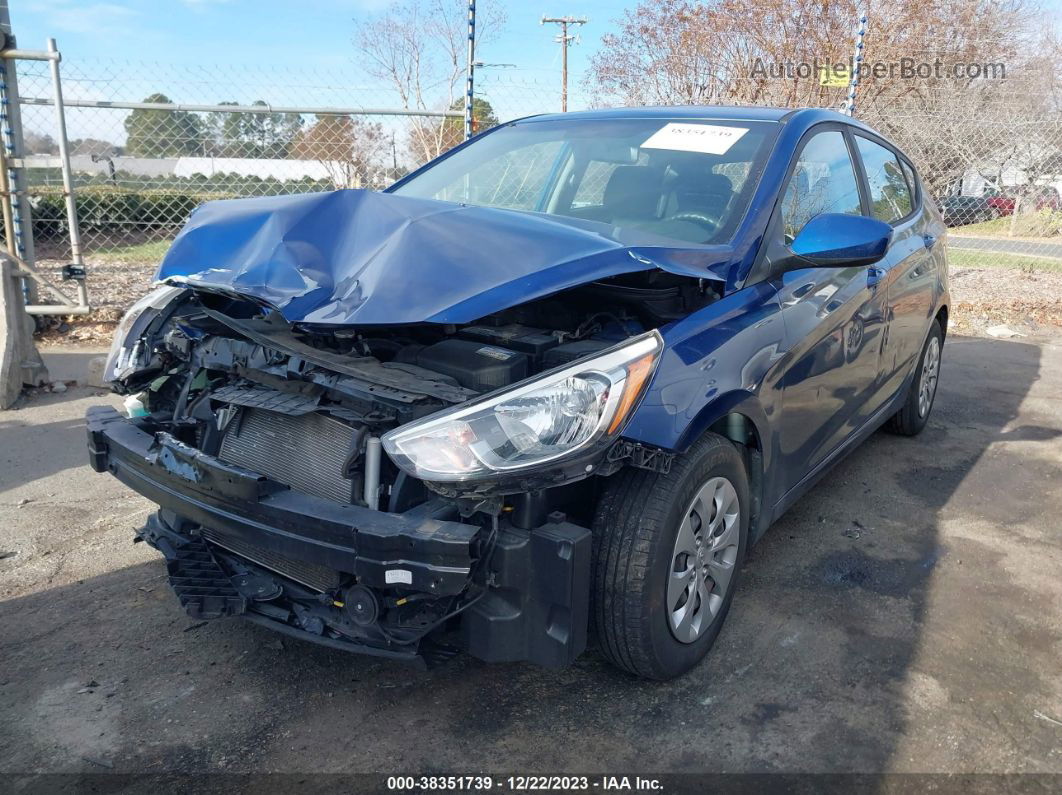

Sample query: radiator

[218,407,357,503]
[201,526,343,593]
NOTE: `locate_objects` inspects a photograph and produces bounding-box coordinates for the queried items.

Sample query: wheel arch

[935,303,949,339]
[675,392,772,542]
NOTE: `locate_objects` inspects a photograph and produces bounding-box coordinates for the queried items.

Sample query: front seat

[600,165,665,227]
[664,169,734,228]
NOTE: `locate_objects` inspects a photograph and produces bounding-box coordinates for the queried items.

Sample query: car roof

[512,105,900,157]
[522,105,796,123]
[519,105,873,124]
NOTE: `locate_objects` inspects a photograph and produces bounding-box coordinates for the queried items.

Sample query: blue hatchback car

[89,106,948,679]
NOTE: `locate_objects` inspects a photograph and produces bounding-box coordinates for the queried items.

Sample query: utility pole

[541,15,587,112]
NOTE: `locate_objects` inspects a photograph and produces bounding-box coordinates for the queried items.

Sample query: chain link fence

[855,81,1062,294]
[10,52,1062,329]
[11,57,557,319]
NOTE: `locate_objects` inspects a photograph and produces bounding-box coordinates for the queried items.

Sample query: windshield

[390,117,779,245]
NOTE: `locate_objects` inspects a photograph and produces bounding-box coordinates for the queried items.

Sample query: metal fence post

[0,3,47,403]
[45,37,87,308]
[0,2,38,301]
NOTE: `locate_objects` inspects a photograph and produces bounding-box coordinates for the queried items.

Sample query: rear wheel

[887,319,943,436]
[591,433,749,680]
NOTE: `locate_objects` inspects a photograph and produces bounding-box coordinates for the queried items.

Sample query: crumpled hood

[155,189,734,325]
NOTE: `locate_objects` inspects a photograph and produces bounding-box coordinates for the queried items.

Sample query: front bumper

[86,405,591,668]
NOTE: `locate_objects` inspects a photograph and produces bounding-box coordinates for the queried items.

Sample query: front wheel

[887,319,943,436]
[591,433,749,680]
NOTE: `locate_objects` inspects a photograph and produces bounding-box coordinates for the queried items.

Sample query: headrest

[602,166,663,218]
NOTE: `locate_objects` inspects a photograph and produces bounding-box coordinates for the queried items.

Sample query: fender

[620,280,790,538]
[622,280,785,458]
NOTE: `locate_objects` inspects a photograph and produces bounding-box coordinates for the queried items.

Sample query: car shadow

[0,335,1049,777]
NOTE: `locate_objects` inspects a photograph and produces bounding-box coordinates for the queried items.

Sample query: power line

[540,15,588,112]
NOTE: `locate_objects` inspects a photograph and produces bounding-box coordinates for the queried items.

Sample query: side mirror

[787,213,892,269]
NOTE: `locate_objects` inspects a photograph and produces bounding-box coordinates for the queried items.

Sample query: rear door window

[855,136,914,223]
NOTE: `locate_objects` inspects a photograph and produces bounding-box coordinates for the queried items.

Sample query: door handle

[867,266,886,287]
[923,234,937,249]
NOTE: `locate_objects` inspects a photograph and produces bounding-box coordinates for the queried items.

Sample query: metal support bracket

[606,440,675,474]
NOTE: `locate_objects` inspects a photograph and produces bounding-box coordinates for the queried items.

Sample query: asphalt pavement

[1,336,1060,782]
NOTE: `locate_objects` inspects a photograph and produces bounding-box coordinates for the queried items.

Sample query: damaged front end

[87,408,588,667]
[89,260,716,667]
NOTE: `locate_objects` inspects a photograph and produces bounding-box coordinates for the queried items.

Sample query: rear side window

[780,130,863,241]
[572,152,649,208]
[572,160,619,207]
[855,136,913,222]
[899,160,919,203]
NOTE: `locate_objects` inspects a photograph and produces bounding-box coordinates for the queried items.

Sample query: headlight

[104,286,186,383]
[382,331,663,482]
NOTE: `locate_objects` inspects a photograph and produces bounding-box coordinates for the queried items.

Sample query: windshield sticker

[641,123,749,155]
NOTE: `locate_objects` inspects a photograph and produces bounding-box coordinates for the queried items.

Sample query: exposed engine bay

[91,269,720,666]
[114,269,717,505]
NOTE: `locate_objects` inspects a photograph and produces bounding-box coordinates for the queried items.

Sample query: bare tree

[354,0,506,165]
[291,115,388,189]
[585,0,1056,196]
[24,131,59,155]
[588,0,1038,106]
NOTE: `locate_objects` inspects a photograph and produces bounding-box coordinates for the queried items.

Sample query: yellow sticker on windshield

[641,123,748,155]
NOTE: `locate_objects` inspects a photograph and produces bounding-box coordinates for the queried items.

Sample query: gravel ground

[31,257,1062,346]
[1,337,1060,784]
[949,266,1062,334]
[35,256,156,344]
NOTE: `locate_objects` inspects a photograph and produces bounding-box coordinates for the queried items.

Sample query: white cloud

[32,1,140,35]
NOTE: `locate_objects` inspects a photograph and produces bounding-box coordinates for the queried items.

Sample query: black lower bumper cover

[86,405,591,668]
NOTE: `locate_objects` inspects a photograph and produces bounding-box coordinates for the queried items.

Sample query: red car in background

[984,185,1061,216]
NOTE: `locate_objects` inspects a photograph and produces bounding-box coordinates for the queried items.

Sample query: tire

[591,433,749,680]
[887,319,943,436]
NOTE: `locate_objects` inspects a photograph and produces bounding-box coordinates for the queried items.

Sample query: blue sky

[12,0,1062,142]
[12,0,624,94]
[14,0,1062,81]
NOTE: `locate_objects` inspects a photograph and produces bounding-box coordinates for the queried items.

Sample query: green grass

[949,248,1062,272]
[954,217,1015,236]
[93,238,173,265]
[954,213,1062,239]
